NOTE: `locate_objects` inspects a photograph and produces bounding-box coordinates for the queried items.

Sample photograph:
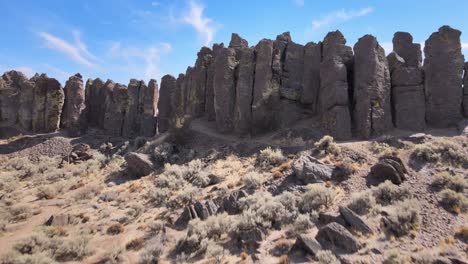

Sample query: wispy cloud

[183,0,216,46]
[293,0,304,7]
[107,42,172,79]
[151,1,160,7]
[38,31,97,67]
[309,7,373,32]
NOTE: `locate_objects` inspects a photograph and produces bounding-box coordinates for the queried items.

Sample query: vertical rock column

[102,81,128,136]
[464,62,468,117]
[61,73,86,136]
[319,31,353,140]
[353,35,392,139]
[189,47,212,118]
[213,47,238,132]
[205,43,224,121]
[85,78,105,129]
[388,32,425,131]
[423,26,464,127]
[31,74,64,133]
[251,39,280,134]
[301,42,321,112]
[140,79,158,137]
[123,79,144,137]
[229,34,255,135]
[158,75,176,133]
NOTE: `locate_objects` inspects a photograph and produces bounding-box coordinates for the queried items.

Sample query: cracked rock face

[464,62,468,117]
[61,73,86,137]
[353,35,392,139]
[424,26,464,127]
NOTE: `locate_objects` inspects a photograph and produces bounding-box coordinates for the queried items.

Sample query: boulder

[222,190,248,214]
[125,152,154,177]
[369,156,407,184]
[251,39,281,134]
[233,45,255,134]
[140,79,158,137]
[424,26,464,127]
[293,153,335,183]
[238,225,266,246]
[353,35,393,139]
[291,234,322,257]
[316,222,362,254]
[213,47,238,132]
[175,204,198,229]
[158,75,176,133]
[61,73,86,136]
[339,206,373,234]
[301,42,321,110]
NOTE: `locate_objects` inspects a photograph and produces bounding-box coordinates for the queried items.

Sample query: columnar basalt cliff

[0,25,466,139]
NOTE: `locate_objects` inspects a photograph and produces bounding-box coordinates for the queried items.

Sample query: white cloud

[38,31,97,67]
[151,1,160,7]
[293,0,304,7]
[107,42,172,80]
[380,42,393,55]
[183,0,215,46]
[310,7,374,32]
[462,43,468,50]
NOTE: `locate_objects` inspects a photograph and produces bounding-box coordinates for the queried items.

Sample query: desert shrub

[431,172,466,193]
[0,252,56,264]
[145,188,171,206]
[347,190,377,215]
[300,184,337,213]
[187,214,233,242]
[210,155,246,181]
[335,158,357,179]
[314,136,340,156]
[0,175,19,193]
[13,234,50,255]
[258,147,287,166]
[239,192,297,229]
[138,241,164,264]
[97,246,123,264]
[175,187,200,206]
[8,204,33,223]
[107,223,124,235]
[156,160,204,189]
[36,185,58,200]
[293,214,314,233]
[191,171,211,187]
[276,192,300,214]
[371,180,411,206]
[316,250,340,264]
[146,220,165,236]
[370,142,392,155]
[126,237,145,251]
[73,185,101,201]
[439,189,468,214]
[383,199,421,237]
[204,240,226,264]
[133,137,147,149]
[50,235,92,262]
[411,251,438,264]
[383,250,410,264]
[243,171,265,189]
[413,139,468,165]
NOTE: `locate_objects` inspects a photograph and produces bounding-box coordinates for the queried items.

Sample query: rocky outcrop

[316,222,362,254]
[319,31,353,139]
[125,152,154,177]
[291,234,322,257]
[140,79,158,137]
[369,156,407,184]
[85,78,106,128]
[293,153,335,183]
[301,42,321,110]
[31,74,65,133]
[158,75,176,133]
[61,74,86,136]
[388,33,425,131]
[353,35,392,139]
[464,62,468,117]
[213,47,238,132]
[188,47,212,118]
[424,26,464,127]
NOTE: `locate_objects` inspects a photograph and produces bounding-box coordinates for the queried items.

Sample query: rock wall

[0,25,466,139]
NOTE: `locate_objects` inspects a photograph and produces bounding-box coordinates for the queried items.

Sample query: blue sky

[1,0,467,85]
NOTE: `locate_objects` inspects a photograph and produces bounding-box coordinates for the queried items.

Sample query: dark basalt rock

[125,152,154,177]
[61,74,86,137]
[85,78,105,128]
[291,234,322,257]
[293,153,335,183]
[158,75,176,133]
[353,35,392,139]
[301,42,321,110]
[316,222,362,254]
[424,26,464,127]
[370,155,407,184]
[463,62,468,117]
[339,206,373,234]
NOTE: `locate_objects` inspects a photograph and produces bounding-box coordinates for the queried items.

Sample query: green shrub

[187,214,233,242]
[413,139,468,165]
[371,180,411,206]
[8,204,33,223]
[300,184,336,213]
[347,190,377,215]
[293,214,314,233]
[439,189,468,214]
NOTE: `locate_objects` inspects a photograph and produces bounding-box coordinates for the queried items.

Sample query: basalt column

[158,75,176,133]
[353,35,392,139]
[30,74,64,133]
[319,31,353,140]
[230,34,255,135]
[423,26,464,127]
[188,47,212,118]
[205,43,224,121]
[464,62,468,117]
[102,81,128,136]
[139,79,158,137]
[388,32,425,131]
[85,78,106,129]
[213,47,238,132]
[61,73,86,136]
[301,42,321,111]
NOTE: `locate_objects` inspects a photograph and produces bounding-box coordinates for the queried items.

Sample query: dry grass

[300,184,337,213]
[314,136,341,157]
[438,189,468,214]
[107,223,124,235]
[413,139,468,165]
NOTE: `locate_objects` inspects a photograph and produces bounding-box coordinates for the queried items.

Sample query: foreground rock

[369,156,407,184]
[291,234,322,257]
[293,153,335,183]
[339,206,373,234]
[316,222,362,254]
[353,35,392,139]
[125,152,154,177]
[424,26,464,127]
[61,73,86,136]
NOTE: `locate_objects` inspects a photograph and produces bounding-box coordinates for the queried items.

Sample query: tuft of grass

[107,223,124,235]
[293,214,314,233]
[314,136,340,156]
[258,147,287,167]
[8,204,33,223]
[126,237,145,251]
[243,171,265,189]
[369,141,393,155]
[383,199,421,237]
[439,189,468,214]
[138,241,164,264]
[371,180,411,206]
[431,172,466,193]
